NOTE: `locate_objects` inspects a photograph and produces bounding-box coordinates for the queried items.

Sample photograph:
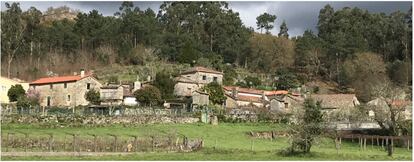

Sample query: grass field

[1,123,412,160]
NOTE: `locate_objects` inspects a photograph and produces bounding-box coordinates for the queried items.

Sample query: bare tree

[368,80,408,136]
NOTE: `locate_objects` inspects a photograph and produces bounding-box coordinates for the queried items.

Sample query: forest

[1,1,412,102]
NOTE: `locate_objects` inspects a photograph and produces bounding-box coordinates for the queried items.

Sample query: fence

[1,132,203,153]
[334,134,411,151]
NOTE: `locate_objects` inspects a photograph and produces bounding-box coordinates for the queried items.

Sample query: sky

[1,1,412,37]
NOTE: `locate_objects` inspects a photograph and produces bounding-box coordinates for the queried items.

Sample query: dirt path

[1,152,136,157]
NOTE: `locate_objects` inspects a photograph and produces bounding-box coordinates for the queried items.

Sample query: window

[213,77,218,82]
[64,83,67,89]
[87,83,91,90]
[67,95,71,101]
[50,84,53,89]
[202,75,207,80]
[1,86,6,92]
[284,103,289,109]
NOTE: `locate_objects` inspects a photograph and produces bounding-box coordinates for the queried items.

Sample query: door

[47,96,51,107]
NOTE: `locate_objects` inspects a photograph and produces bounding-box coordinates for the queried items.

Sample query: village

[0,1,412,161]
[1,66,412,128]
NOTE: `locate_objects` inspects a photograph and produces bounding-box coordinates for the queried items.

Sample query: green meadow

[1,123,412,160]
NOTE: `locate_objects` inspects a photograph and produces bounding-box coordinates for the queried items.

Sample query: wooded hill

[1,2,412,102]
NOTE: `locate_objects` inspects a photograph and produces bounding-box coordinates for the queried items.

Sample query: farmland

[1,123,412,160]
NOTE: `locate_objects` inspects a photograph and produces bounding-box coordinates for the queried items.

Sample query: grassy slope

[1,123,412,160]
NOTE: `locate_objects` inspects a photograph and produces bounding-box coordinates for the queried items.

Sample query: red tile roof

[30,74,91,85]
[181,66,223,75]
[223,86,288,96]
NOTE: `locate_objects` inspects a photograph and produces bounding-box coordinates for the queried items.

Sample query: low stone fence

[1,115,199,126]
[248,131,289,139]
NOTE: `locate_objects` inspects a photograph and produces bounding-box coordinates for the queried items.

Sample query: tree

[201,82,226,105]
[368,81,408,136]
[287,98,323,154]
[342,52,387,102]
[153,71,175,99]
[295,30,326,80]
[133,85,161,106]
[244,76,261,88]
[275,68,300,90]
[7,84,26,102]
[278,20,289,38]
[248,33,295,73]
[85,89,101,105]
[256,12,276,34]
[1,2,26,78]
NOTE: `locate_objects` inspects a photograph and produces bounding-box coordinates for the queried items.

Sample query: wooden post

[49,134,54,152]
[381,138,384,149]
[72,134,76,152]
[407,139,410,150]
[351,134,354,142]
[377,137,379,146]
[251,139,254,151]
[6,133,9,152]
[152,136,155,152]
[25,133,28,152]
[371,136,373,149]
[364,137,367,150]
[134,136,138,152]
[114,136,118,152]
[93,135,97,152]
[386,137,389,147]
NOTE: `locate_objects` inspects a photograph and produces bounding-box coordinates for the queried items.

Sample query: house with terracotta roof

[174,66,223,97]
[29,70,102,107]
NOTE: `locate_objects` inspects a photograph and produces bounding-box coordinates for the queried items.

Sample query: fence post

[73,134,76,152]
[25,133,29,152]
[49,133,54,152]
[134,136,138,152]
[251,139,254,151]
[364,137,367,150]
[214,138,218,150]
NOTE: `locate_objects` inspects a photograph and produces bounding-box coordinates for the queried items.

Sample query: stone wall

[1,115,200,126]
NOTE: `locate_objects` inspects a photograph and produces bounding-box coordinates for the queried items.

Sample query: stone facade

[30,76,102,107]
[100,85,124,105]
[174,66,223,97]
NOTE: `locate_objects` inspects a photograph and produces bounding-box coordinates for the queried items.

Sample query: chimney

[80,69,85,77]
[147,75,151,82]
[74,72,78,76]
[232,87,239,99]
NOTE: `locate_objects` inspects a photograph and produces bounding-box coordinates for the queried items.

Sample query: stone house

[174,66,223,97]
[367,98,412,121]
[0,76,29,104]
[223,86,289,109]
[100,84,124,106]
[309,94,360,121]
[29,70,102,107]
[268,94,304,113]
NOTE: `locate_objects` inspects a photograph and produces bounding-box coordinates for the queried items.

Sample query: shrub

[7,84,26,102]
[85,89,101,105]
[133,85,161,106]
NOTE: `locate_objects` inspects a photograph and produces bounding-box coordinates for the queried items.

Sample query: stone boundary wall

[1,115,200,125]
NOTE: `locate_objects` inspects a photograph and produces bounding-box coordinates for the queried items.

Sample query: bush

[133,85,161,106]
[7,84,26,102]
[85,89,101,105]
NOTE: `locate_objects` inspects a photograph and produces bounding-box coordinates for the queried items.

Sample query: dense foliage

[133,85,161,106]
[287,98,323,154]
[1,2,412,97]
[201,82,226,105]
[7,84,26,102]
[153,71,175,99]
[85,89,101,105]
